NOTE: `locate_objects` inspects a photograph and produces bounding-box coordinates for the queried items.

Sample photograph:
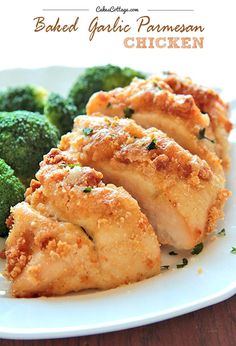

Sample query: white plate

[0,67,235,340]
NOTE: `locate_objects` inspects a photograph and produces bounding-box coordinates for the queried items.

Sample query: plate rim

[0,283,235,340]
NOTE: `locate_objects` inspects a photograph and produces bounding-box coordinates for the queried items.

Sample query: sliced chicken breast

[60,116,230,250]
[86,77,225,175]
[5,149,160,297]
[162,72,232,170]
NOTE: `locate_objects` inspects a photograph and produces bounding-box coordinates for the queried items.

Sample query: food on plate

[60,115,229,250]
[86,77,230,174]
[0,85,48,113]
[162,72,232,170]
[0,67,232,298]
[0,159,25,237]
[44,92,79,135]
[0,110,59,184]
[5,149,160,297]
[69,64,146,114]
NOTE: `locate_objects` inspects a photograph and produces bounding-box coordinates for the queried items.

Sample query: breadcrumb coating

[86,77,225,174]
[60,115,229,249]
[87,77,210,127]
[5,149,160,297]
[162,72,232,170]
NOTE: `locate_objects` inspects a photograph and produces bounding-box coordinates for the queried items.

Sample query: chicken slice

[162,72,232,170]
[60,116,230,250]
[86,77,224,175]
[5,149,160,297]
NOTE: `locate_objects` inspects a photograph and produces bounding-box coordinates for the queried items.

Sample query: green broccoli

[0,159,25,237]
[0,85,48,113]
[44,93,79,135]
[0,111,59,184]
[69,65,146,113]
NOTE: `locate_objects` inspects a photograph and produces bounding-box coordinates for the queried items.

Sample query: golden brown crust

[6,236,30,280]
[86,78,210,128]
[5,149,160,297]
[162,72,232,131]
[206,189,231,234]
[86,74,232,172]
[5,203,100,296]
[161,72,232,169]
[60,116,229,250]
[62,116,213,187]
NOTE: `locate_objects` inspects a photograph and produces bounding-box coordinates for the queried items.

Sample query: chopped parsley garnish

[230,247,236,254]
[151,81,162,90]
[169,251,178,256]
[82,186,92,193]
[83,127,93,136]
[123,107,134,118]
[107,102,112,109]
[176,258,188,268]
[146,139,157,151]
[198,128,215,143]
[60,163,81,168]
[161,265,170,270]
[218,228,226,236]
[191,243,203,255]
[68,163,81,168]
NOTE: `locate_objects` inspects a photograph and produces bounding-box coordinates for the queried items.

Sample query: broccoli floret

[44,93,78,135]
[0,85,48,113]
[69,65,146,113]
[0,111,59,184]
[0,159,25,237]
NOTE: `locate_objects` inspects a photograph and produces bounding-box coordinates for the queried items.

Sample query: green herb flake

[230,247,236,254]
[176,258,188,269]
[218,228,226,236]
[60,163,81,169]
[198,128,206,139]
[68,163,81,168]
[161,265,170,270]
[169,251,178,256]
[83,127,93,136]
[146,139,157,151]
[151,80,162,90]
[191,243,204,255]
[198,128,215,144]
[107,102,112,109]
[82,186,92,193]
[123,107,134,118]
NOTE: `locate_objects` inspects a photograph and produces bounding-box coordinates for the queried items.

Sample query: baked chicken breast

[5,149,160,297]
[86,77,227,175]
[60,115,230,250]
[162,72,232,170]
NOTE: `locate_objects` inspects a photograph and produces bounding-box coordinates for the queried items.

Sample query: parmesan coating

[161,72,232,170]
[86,76,227,174]
[60,115,230,249]
[5,149,160,297]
